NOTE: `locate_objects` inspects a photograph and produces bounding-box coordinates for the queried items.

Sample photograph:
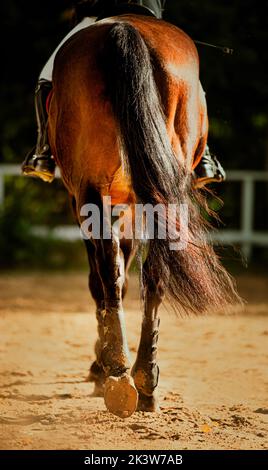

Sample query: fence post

[241,176,254,260]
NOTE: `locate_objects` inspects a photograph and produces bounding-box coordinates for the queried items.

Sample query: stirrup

[193,173,225,189]
[22,152,56,183]
[193,152,226,189]
[22,78,55,183]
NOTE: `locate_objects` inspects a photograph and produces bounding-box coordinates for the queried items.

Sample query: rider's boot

[193,145,226,188]
[22,79,55,183]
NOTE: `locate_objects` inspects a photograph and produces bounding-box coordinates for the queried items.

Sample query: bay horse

[48,15,240,418]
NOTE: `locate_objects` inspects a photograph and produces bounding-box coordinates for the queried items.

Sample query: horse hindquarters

[102,21,240,315]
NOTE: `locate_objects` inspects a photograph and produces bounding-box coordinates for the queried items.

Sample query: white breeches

[39,17,97,82]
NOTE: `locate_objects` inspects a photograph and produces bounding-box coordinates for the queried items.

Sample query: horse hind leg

[131,259,164,412]
[70,196,105,395]
[93,234,138,418]
[84,239,106,397]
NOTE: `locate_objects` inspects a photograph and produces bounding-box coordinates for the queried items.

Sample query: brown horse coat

[49,16,207,206]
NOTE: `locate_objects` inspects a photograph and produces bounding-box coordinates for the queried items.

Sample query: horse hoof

[104,375,138,418]
[137,393,160,412]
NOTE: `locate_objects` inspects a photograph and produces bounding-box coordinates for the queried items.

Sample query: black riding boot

[193,145,226,188]
[22,79,55,183]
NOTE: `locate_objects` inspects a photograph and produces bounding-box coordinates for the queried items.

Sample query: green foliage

[0,176,86,269]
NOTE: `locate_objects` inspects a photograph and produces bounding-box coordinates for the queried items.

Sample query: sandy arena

[0,272,267,450]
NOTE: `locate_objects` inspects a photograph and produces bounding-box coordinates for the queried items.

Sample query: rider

[22,0,225,187]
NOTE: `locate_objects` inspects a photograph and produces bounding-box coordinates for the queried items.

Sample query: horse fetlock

[101,346,130,377]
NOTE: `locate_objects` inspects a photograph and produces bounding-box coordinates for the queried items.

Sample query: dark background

[0,0,267,269]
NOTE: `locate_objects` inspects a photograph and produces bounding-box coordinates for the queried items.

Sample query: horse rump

[100,21,241,314]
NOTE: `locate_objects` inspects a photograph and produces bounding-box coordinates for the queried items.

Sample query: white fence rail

[1,164,268,258]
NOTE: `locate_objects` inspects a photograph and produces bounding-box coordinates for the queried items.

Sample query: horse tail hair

[102,22,241,314]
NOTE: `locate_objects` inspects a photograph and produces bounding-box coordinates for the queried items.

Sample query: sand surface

[0,272,267,450]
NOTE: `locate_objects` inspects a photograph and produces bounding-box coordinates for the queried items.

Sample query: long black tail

[102,22,241,313]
